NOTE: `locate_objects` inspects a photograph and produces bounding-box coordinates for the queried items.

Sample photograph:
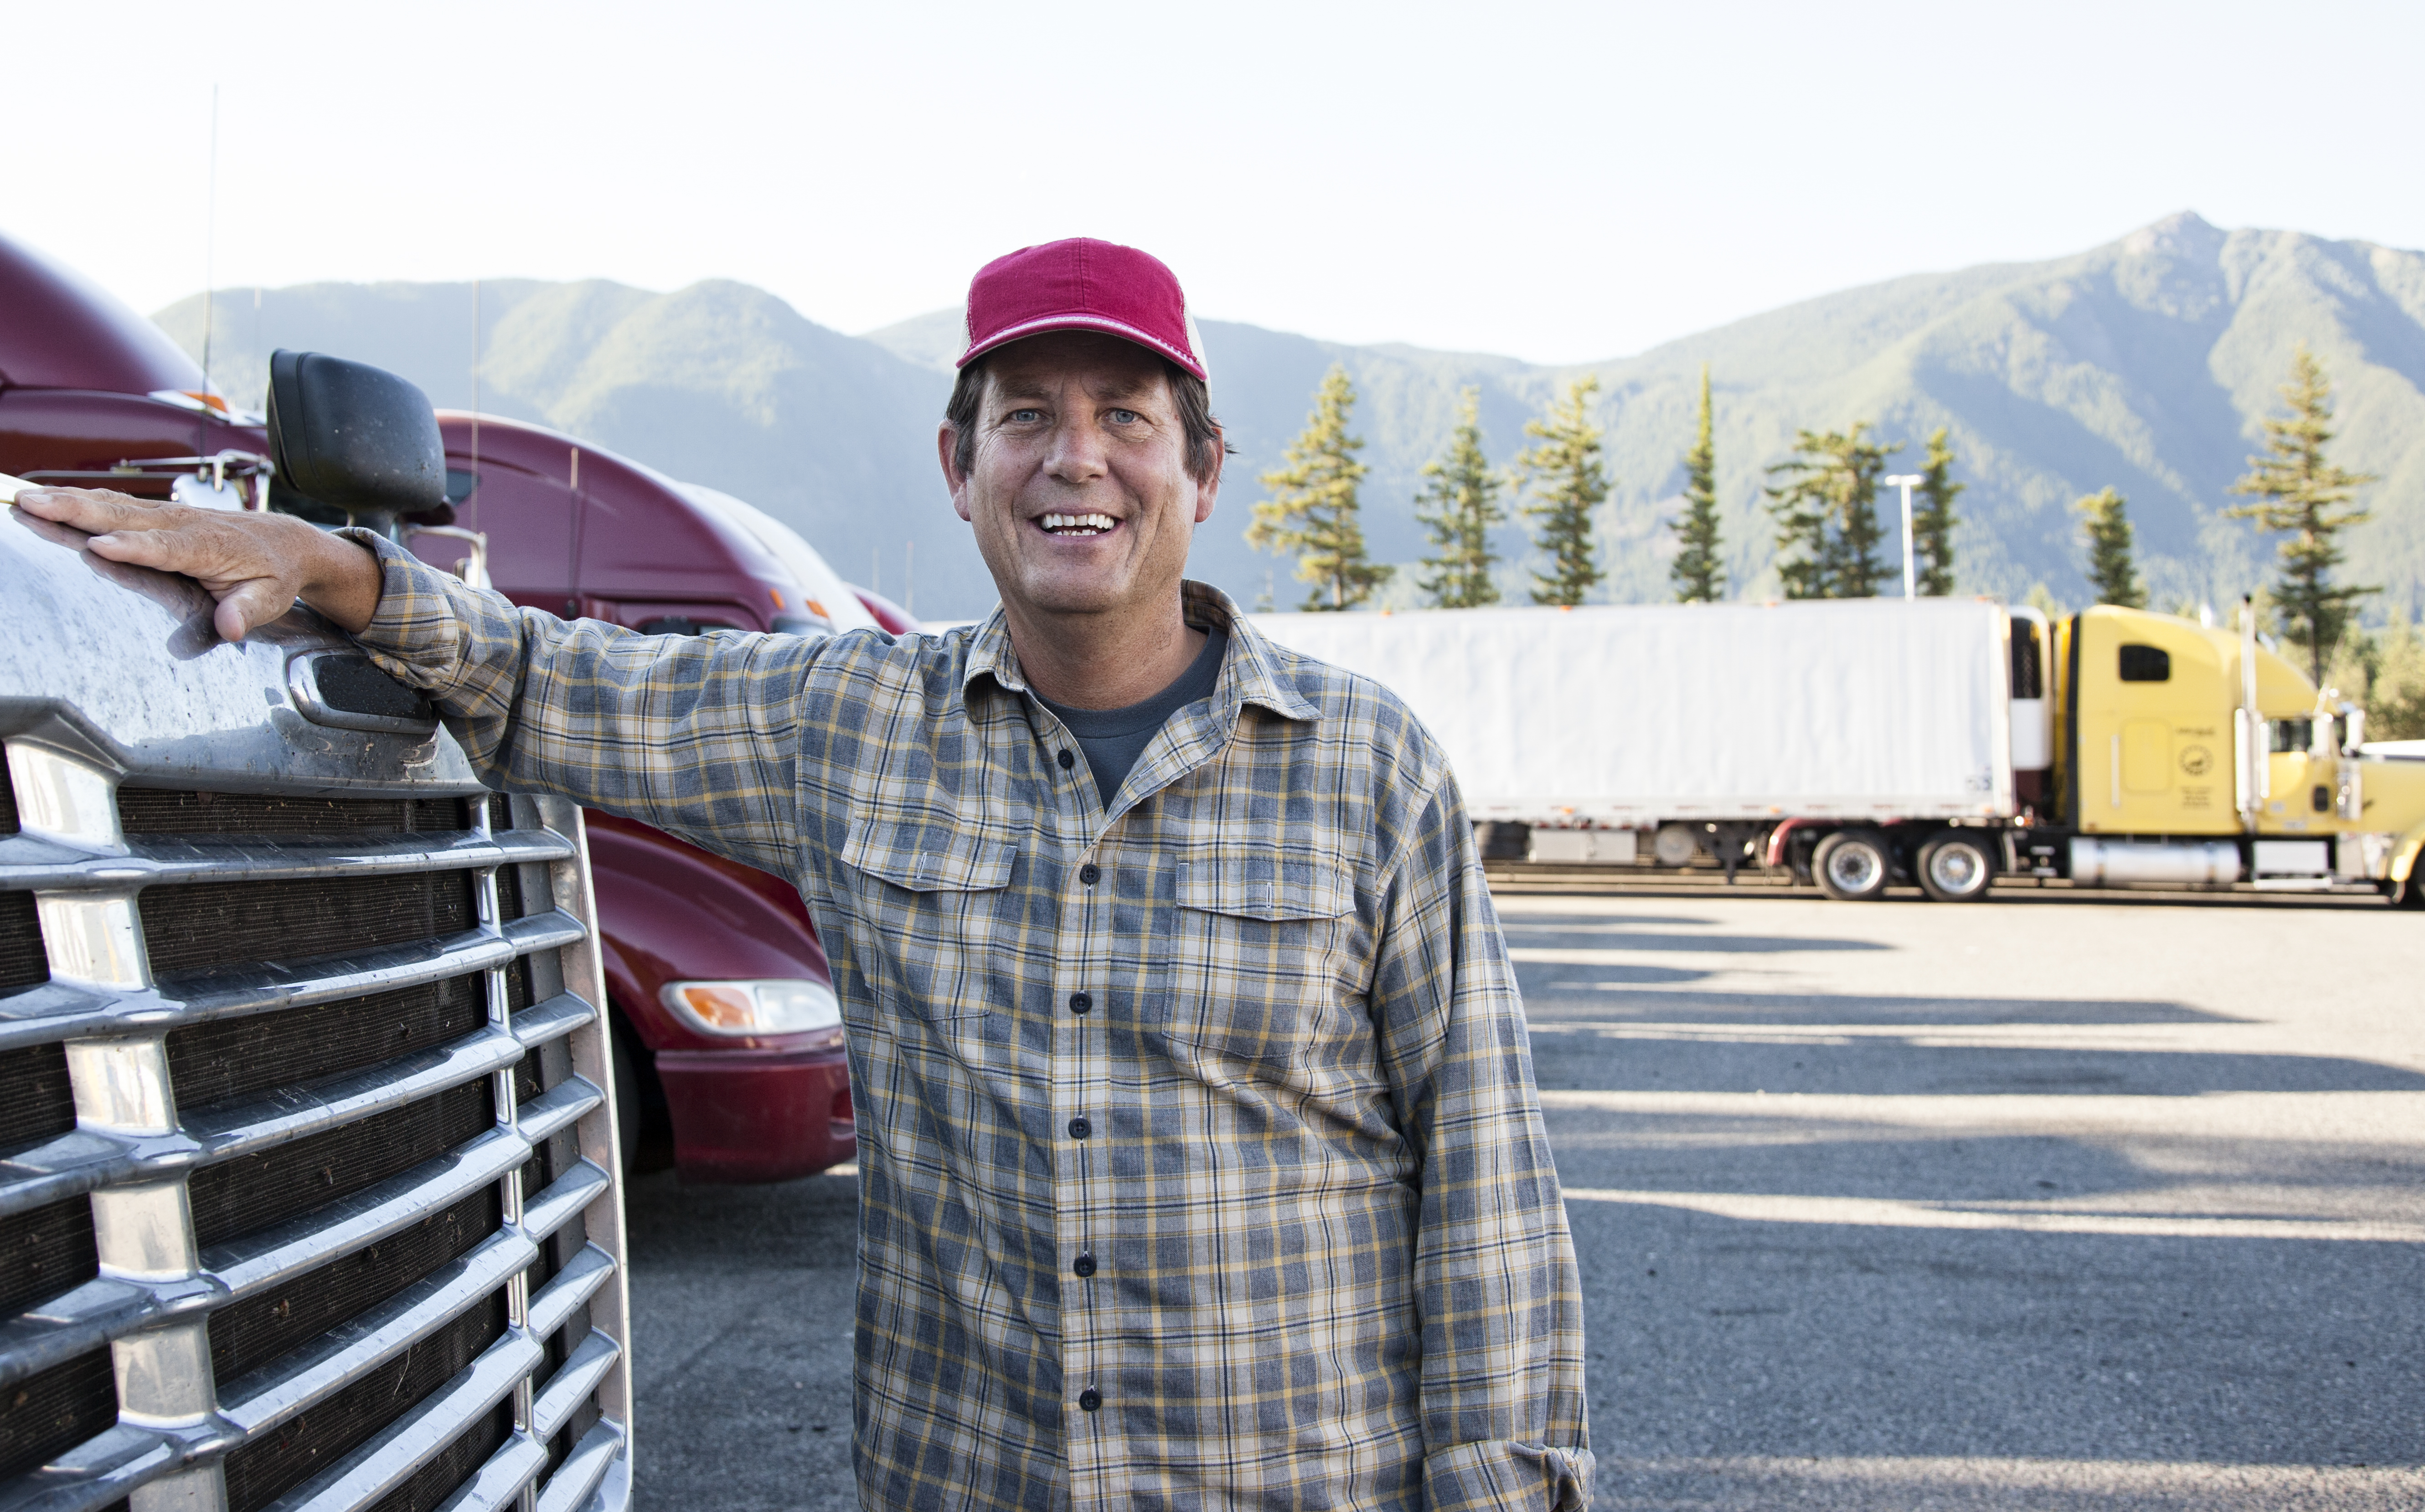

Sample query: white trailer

[1253,599,2033,900]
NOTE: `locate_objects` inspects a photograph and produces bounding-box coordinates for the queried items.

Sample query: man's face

[944,332,1219,626]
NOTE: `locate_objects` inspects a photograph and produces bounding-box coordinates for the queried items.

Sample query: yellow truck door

[2069,608,2239,835]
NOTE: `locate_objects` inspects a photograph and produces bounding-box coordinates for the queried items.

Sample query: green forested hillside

[159,213,2425,621]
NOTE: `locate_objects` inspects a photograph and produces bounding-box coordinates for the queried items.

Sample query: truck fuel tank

[2069,837,2241,886]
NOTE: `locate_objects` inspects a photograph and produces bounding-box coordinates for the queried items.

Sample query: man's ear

[1192,426,1224,525]
[938,423,973,523]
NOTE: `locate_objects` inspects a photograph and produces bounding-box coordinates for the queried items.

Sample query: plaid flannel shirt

[346,533,1592,1511]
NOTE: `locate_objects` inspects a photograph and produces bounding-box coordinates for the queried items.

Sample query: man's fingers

[214,580,293,642]
[83,528,185,570]
[15,486,170,535]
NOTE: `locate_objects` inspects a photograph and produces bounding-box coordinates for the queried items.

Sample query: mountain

[157,213,2425,621]
[155,278,976,612]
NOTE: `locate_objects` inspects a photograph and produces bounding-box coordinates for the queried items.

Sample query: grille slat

[0,1348,115,1486]
[171,976,489,1114]
[221,1292,512,1512]
[189,1083,495,1252]
[204,1129,532,1306]
[215,1196,521,1428]
[143,873,478,982]
[0,833,575,898]
[363,1404,515,1512]
[135,912,583,1039]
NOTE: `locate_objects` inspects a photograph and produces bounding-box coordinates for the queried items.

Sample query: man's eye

[1107,409,1140,424]
[1006,408,1044,423]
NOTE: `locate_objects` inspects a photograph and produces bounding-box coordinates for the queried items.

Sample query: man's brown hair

[946,356,1230,482]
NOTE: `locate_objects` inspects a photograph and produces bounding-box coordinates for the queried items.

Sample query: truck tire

[1813,829,1893,901]
[1653,822,1702,867]
[1917,831,1995,902]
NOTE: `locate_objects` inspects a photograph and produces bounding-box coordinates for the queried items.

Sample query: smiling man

[21,238,1592,1511]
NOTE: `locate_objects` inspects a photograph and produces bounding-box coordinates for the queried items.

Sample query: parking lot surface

[627,889,2425,1508]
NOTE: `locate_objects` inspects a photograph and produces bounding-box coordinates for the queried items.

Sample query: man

[22,238,1592,1510]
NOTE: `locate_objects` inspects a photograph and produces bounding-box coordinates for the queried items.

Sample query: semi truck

[1256,598,2425,905]
[0,230,876,1178]
[0,369,632,1507]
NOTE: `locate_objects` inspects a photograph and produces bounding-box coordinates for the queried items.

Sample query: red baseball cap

[956,237,1207,380]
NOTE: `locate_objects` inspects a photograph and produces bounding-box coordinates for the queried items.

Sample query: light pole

[1882,473,1923,599]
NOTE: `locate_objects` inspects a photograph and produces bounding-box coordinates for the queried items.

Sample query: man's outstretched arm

[13,487,814,881]
[16,486,384,639]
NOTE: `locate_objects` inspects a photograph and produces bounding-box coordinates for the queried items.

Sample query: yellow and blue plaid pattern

[347,533,1592,1510]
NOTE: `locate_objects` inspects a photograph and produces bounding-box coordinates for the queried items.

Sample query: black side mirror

[266,350,448,536]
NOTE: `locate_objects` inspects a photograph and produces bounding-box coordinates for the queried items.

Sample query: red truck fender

[584,813,855,1181]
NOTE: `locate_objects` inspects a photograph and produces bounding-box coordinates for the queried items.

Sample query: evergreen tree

[1762,423,1897,598]
[1413,386,1504,608]
[1248,364,1393,611]
[1669,365,1724,602]
[2228,345,2379,686]
[1913,427,1963,596]
[2073,487,2145,608]
[1511,375,1610,606]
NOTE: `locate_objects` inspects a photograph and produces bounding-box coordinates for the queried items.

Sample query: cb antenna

[201,83,218,399]
[469,278,481,532]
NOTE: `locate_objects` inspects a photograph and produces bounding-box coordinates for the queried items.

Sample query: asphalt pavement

[625,886,2425,1508]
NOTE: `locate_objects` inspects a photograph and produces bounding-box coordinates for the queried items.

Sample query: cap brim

[956,311,1207,381]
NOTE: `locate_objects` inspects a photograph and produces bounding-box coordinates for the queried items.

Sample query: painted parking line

[1561,1187,2425,1242]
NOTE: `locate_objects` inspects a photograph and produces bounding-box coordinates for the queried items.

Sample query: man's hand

[11,488,385,640]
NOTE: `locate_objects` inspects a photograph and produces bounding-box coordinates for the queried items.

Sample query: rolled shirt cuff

[1423,1440,1594,1511]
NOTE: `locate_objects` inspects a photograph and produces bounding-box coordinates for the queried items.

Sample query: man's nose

[1042,416,1109,484]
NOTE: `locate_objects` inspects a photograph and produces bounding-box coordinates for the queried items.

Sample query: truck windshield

[2270,719,2314,753]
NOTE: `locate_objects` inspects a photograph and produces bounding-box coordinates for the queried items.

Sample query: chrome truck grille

[0,765,631,1512]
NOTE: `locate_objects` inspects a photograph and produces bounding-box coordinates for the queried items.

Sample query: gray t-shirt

[1034,630,1227,805]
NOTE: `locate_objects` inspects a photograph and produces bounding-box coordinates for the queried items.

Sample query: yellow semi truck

[1258,599,2425,905]
[2036,602,2425,902]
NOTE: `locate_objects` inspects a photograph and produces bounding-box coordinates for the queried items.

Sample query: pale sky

[6,0,2419,366]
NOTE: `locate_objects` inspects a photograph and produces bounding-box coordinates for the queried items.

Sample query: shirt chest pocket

[1161,851,1356,1070]
[840,818,1018,1023]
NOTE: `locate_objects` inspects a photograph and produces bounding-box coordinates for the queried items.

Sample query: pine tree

[1913,427,1963,596]
[2073,487,2145,608]
[2228,345,2379,686]
[1511,375,1610,606]
[1248,364,1394,611]
[1414,386,1504,608]
[1669,365,1724,602]
[1762,423,1897,598]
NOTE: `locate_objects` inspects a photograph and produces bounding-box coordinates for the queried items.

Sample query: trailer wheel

[1813,829,1892,901]
[1652,823,1702,867]
[1917,832,1995,902]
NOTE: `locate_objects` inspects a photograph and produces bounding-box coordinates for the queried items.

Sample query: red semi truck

[0,231,890,1181]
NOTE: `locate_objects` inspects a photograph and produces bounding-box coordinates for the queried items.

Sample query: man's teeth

[1041,513,1117,536]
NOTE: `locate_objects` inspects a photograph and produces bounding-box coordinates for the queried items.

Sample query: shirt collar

[961,581,1321,725]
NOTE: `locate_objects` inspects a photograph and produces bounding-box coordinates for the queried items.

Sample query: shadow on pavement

[1517,936,2425,1502]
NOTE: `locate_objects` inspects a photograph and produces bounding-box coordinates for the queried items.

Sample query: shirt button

[1078,1388,1101,1412]
[1068,992,1092,1014]
[1073,1252,1097,1277]
[1058,749,1076,770]
[1079,863,1101,885]
[1067,1116,1090,1139]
